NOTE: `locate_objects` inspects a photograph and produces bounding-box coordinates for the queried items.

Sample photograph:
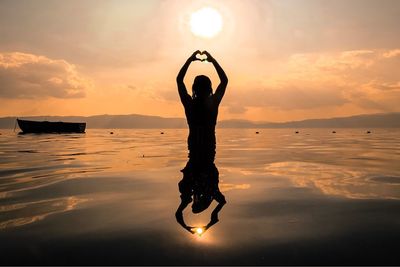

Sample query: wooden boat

[17,119,86,133]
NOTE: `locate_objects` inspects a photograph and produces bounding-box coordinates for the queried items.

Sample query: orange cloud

[223,49,400,118]
[0,52,91,99]
[383,49,400,58]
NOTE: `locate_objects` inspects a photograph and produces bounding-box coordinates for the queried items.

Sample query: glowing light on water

[196,227,204,235]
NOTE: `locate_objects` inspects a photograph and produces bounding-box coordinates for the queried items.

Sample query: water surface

[0,128,399,265]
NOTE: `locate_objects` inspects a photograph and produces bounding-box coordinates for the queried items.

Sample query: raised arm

[175,199,195,234]
[177,50,200,106]
[203,193,226,232]
[203,51,228,104]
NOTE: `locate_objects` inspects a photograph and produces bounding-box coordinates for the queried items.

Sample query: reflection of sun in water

[196,227,204,235]
[190,7,223,38]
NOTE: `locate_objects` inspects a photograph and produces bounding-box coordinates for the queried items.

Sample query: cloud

[0,52,91,99]
[374,82,400,91]
[225,85,349,111]
[226,104,248,114]
[223,49,400,116]
[383,49,400,58]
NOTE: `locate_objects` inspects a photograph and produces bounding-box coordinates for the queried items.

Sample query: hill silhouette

[0,113,399,129]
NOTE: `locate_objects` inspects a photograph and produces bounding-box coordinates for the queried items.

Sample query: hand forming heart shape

[195,51,208,62]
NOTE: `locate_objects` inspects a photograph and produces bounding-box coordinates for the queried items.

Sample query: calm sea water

[0,128,399,265]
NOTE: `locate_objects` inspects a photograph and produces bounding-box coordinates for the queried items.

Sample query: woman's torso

[185,95,219,163]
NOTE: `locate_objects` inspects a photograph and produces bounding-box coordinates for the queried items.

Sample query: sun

[190,7,223,38]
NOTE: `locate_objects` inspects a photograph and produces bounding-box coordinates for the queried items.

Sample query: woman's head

[192,193,213,213]
[192,75,212,99]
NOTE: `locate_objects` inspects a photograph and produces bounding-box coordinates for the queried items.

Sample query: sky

[0,0,400,122]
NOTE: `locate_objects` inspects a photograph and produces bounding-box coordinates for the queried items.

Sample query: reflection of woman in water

[175,51,228,234]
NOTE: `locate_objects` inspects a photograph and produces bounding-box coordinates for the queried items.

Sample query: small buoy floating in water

[295,131,299,134]
[332,131,336,133]
[367,131,371,134]
[110,132,114,134]
[160,132,164,134]
[255,131,259,134]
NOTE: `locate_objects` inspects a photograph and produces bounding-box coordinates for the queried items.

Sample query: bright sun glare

[190,7,223,38]
[196,228,204,235]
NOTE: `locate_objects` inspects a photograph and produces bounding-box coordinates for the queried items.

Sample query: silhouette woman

[175,50,228,234]
[176,50,228,165]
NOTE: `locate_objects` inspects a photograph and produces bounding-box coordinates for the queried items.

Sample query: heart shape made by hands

[196,52,208,62]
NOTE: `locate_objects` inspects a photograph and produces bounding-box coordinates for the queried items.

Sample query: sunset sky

[1,0,400,122]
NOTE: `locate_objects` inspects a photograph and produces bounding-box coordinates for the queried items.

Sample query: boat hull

[17,119,86,133]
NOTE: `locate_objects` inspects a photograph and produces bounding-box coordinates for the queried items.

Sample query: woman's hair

[192,75,212,99]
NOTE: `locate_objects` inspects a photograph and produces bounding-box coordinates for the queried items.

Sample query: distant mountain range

[1,113,399,129]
